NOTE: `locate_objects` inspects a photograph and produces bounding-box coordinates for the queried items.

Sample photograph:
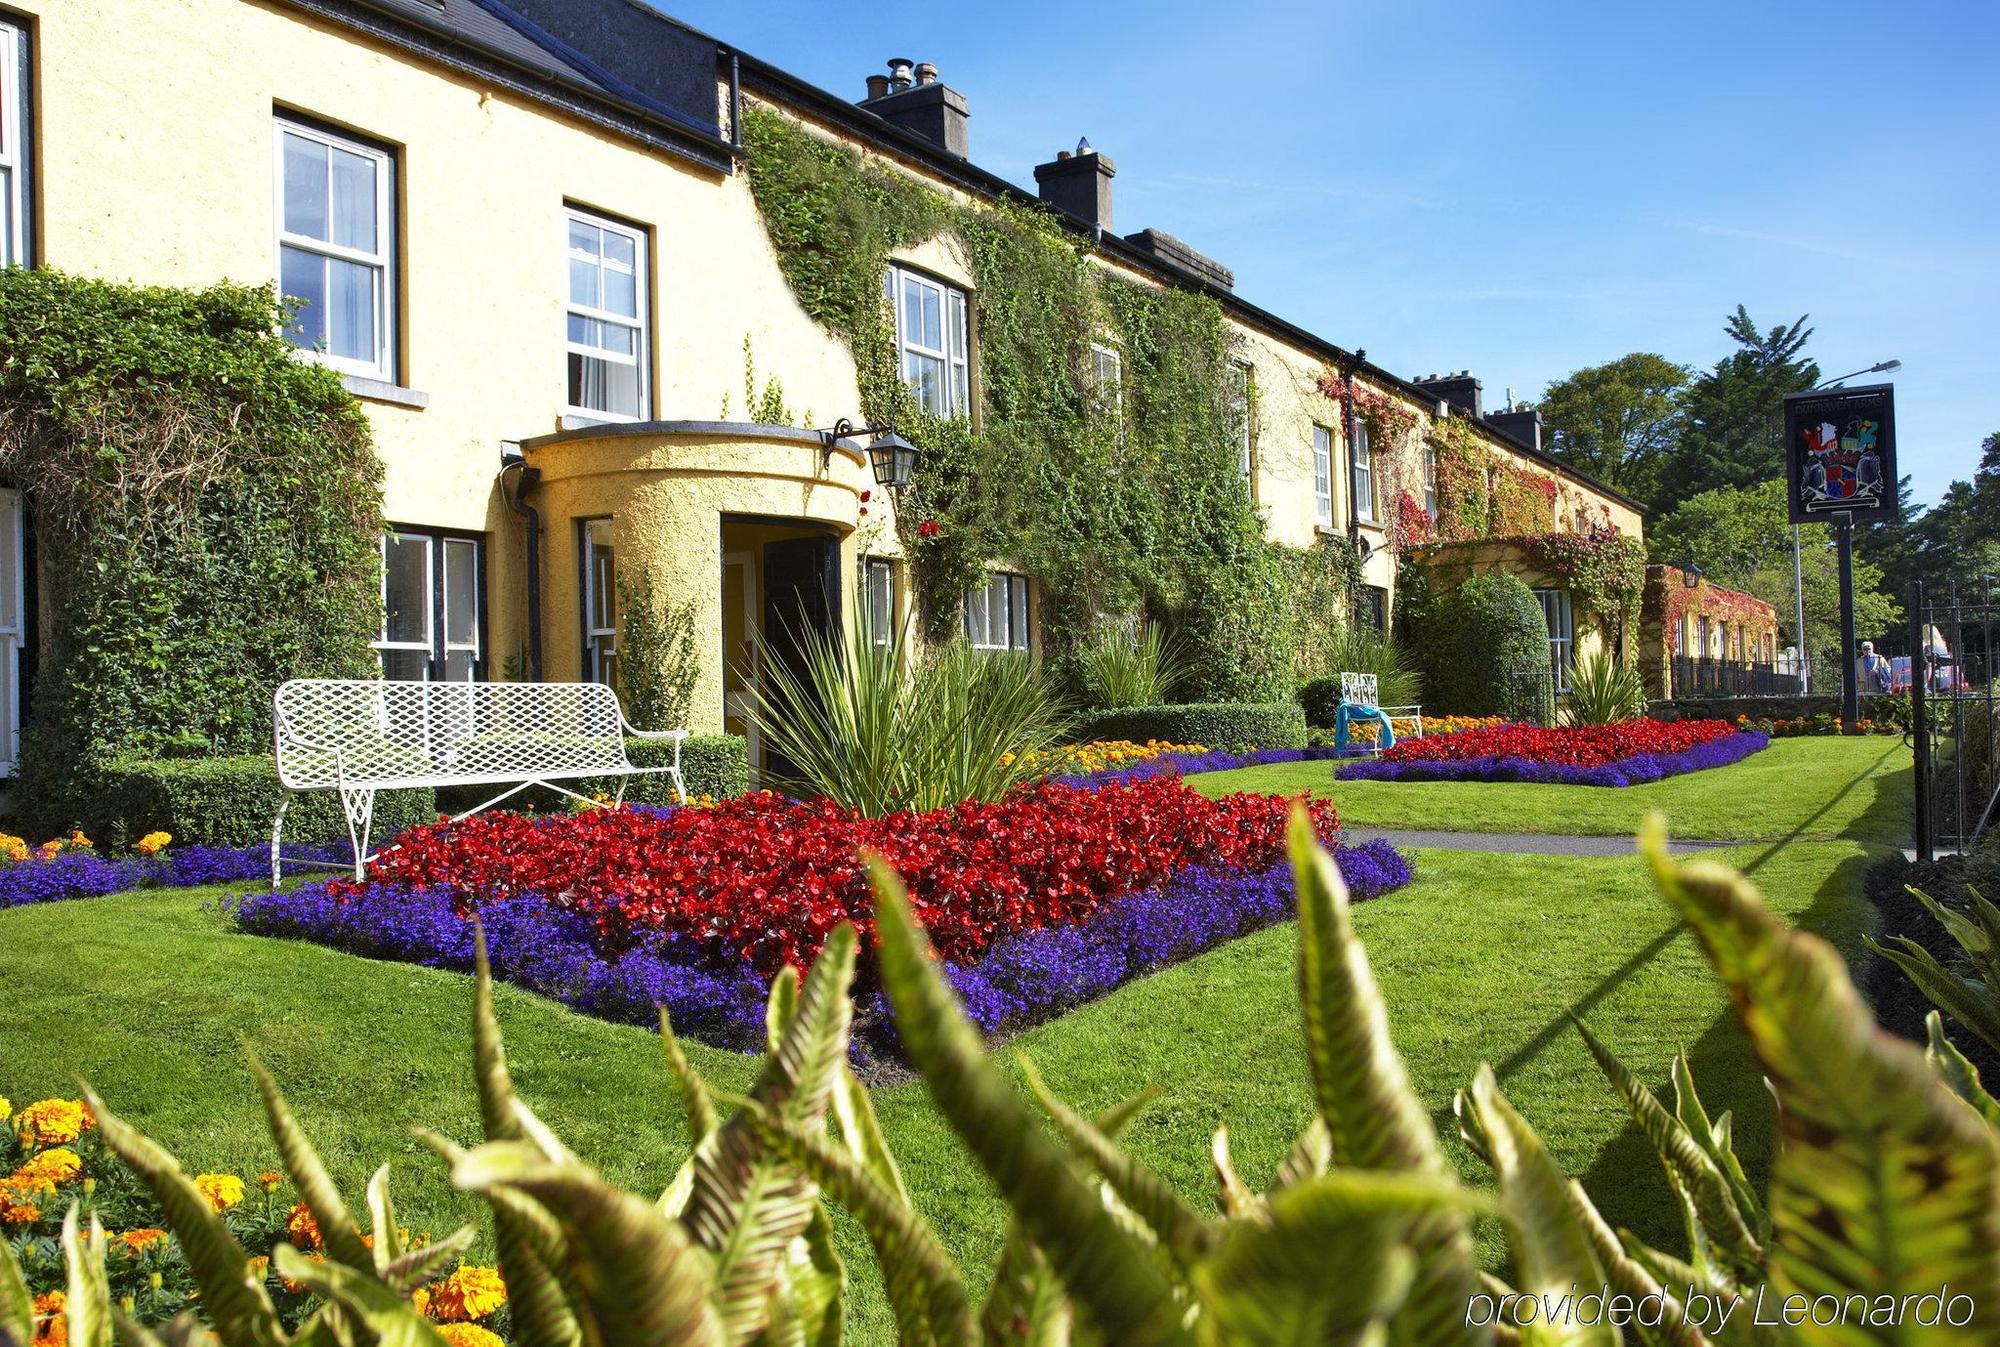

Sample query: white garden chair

[1338,672,1424,754]
[271,679,686,884]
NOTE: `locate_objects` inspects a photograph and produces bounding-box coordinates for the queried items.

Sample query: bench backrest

[274,679,632,790]
[1340,672,1379,710]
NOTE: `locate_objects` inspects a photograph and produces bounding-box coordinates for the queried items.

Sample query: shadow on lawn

[1434,742,1906,1251]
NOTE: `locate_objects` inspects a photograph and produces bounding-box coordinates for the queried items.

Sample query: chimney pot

[860,59,970,156]
[914,61,938,86]
[865,73,890,100]
[1056,148,1072,160]
[887,57,913,92]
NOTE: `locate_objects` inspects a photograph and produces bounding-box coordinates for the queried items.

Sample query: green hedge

[1071,702,1307,752]
[433,734,753,814]
[88,755,437,851]
[1296,678,1346,730]
[1408,572,1554,723]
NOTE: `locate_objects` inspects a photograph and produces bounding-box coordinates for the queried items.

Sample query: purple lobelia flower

[1336,729,1770,787]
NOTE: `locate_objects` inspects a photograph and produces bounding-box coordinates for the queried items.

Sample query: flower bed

[1012,738,1209,777]
[0,833,354,910]
[230,780,1414,1052]
[1735,712,1897,737]
[1337,717,1770,786]
[0,1090,507,1341]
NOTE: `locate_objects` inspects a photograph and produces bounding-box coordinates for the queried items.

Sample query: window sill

[560,412,640,431]
[342,375,430,410]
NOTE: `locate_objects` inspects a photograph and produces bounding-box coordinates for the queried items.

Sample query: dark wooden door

[761,535,840,787]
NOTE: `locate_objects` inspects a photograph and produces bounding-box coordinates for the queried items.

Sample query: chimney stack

[1487,407,1544,454]
[859,57,969,157]
[1414,370,1483,419]
[1034,141,1116,232]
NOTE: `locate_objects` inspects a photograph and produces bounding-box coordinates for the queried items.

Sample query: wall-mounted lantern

[817,419,919,494]
[1682,560,1703,590]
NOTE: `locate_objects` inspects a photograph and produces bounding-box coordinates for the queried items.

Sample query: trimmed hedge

[88,755,437,851]
[1071,702,1308,752]
[1298,678,1351,730]
[1408,571,1554,724]
[81,735,750,850]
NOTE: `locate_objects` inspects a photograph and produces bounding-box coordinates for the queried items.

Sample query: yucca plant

[1076,623,1183,708]
[12,817,2000,1345]
[750,599,1066,814]
[1561,646,1647,725]
[1867,883,2000,1054]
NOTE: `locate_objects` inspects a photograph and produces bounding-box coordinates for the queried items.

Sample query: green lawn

[0,835,1879,1341]
[1188,734,1911,843]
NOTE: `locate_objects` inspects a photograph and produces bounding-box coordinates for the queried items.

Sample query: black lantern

[1682,560,1703,589]
[867,429,918,492]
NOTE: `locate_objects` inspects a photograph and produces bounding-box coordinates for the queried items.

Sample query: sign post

[1783,383,1897,725]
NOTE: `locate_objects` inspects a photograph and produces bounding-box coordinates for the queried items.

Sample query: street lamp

[1791,358,1901,699]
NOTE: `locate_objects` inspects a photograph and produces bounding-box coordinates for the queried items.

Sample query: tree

[1661,307,1819,514]
[1649,478,1898,655]
[1861,433,2000,604]
[1533,352,1690,507]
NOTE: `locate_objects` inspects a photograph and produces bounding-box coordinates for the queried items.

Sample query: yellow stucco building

[0,0,1642,773]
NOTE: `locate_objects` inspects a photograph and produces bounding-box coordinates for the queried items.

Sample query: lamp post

[1798,360,1900,713]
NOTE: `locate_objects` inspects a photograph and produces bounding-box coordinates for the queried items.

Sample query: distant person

[1855,640,1891,694]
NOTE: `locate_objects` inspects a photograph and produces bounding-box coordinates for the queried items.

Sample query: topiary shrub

[0,270,383,835]
[1408,570,1553,722]
[88,755,436,851]
[1071,701,1307,752]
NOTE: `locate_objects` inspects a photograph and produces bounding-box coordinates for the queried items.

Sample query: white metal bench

[1339,672,1423,754]
[271,678,687,883]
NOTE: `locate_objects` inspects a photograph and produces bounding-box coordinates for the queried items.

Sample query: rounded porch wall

[522,421,876,733]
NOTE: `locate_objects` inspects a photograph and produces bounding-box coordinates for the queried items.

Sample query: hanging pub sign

[1783,383,1896,524]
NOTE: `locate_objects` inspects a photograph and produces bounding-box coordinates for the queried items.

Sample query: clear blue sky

[657,0,1997,507]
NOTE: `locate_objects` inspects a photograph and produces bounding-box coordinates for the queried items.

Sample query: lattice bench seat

[272,678,686,883]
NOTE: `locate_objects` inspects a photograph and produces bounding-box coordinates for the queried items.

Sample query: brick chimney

[1414,370,1483,419]
[1034,142,1115,233]
[859,58,970,157]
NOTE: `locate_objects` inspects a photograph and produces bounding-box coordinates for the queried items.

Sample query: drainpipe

[501,453,544,681]
[728,51,743,151]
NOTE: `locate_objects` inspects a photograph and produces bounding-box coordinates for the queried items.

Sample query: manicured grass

[0,836,1878,1340]
[1188,735,1911,843]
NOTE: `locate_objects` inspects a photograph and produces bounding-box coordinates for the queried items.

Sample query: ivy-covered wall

[0,270,383,829]
[741,106,1299,699]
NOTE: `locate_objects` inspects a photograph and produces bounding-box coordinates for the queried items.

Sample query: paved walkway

[1343,827,1735,857]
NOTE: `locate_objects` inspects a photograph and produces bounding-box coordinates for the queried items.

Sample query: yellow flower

[16,1098,93,1147]
[248,1255,270,1280]
[134,831,172,856]
[434,1325,505,1347]
[0,836,22,863]
[286,1201,322,1250]
[113,1227,168,1256]
[427,1264,507,1321]
[258,1170,285,1193]
[0,1181,41,1226]
[32,1290,65,1346]
[195,1173,246,1211]
[410,1286,431,1318]
[14,1147,82,1187]
[0,1096,10,1123]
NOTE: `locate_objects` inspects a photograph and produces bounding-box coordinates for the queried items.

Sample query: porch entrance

[720,517,842,785]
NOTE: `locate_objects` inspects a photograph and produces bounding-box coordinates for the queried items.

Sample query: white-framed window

[1089,342,1123,435]
[373,528,483,681]
[1312,424,1334,528]
[0,17,28,268]
[1352,418,1376,523]
[1231,361,1254,481]
[1422,444,1439,520]
[864,558,896,648]
[1535,588,1574,691]
[581,518,616,686]
[964,571,1030,653]
[0,488,23,775]
[275,116,394,379]
[885,263,970,418]
[566,208,649,420]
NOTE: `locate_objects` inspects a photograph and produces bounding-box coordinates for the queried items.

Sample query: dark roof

[267,0,1642,515]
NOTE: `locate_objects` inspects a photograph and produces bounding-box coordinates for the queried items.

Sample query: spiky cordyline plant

[750,600,1067,815]
[11,817,1999,1345]
[1077,622,1184,708]
[1561,646,1647,726]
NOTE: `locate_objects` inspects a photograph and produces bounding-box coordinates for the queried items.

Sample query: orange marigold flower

[427,1264,507,1321]
[285,1201,322,1250]
[0,1191,41,1226]
[194,1173,246,1211]
[248,1255,270,1280]
[16,1098,92,1147]
[15,1147,83,1187]
[433,1325,505,1347]
[279,1251,325,1295]
[113,1227,168,1256]
[31,1290,65,1347]
[133,831,172,855]
[257,1170,285,1193]
[410,1286,431,1318]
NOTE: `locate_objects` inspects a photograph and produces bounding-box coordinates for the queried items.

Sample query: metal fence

[1669,658,1803,698]
[1910,581,2000,859]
